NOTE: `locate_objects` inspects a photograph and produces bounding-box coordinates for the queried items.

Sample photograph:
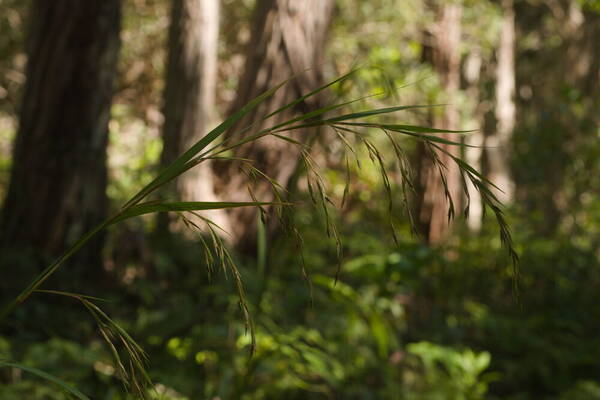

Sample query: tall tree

[463,47,484,231]
[514,0,600,235]
[211,0,334,250]
[0,0,121,291]
[487,0,516,203]
[416,2,463,243]
[159,0,221,231]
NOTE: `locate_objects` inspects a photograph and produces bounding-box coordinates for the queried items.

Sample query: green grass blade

[199,93,375,160]
[112,201,290,224]
[0,220,111,320]
[337,122,469,147]
[0,362,91,400]
[383,124,474,134]
[34,289,109,303]
[391,130,466,146]
[263,68,358,120]
[268,105,439,134]
[323,104,436,123]
[266,92,378,132]
[123,79,290,209]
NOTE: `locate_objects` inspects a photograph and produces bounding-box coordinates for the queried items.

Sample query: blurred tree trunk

[514,0,599,235]
[487,0,515,203]
[158,0,221,232]
[0,0,121,290]
[211,0,334,251]
[463,48,484,232]
[416,2,462,244]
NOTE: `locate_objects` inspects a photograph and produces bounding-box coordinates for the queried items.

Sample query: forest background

[0,0,600,399]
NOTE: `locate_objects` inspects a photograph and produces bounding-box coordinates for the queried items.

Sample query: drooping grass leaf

[0,67,520,398]
[123,79,292,210]
[32,290,152,399]
[111,201,290,224]
[0,362,91,400]
[323,104,437,123]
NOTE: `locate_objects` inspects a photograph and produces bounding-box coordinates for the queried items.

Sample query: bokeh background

[1,0,600,398]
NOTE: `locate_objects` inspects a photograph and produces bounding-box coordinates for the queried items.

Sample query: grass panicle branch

[0,69,518,397]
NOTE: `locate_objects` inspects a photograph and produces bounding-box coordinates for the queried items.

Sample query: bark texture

[463,48,484,231]
[416,3,463,244]
[487,0,516,203]
[212,0,334,251]
[0,0,121,289]
[159,0,221,230]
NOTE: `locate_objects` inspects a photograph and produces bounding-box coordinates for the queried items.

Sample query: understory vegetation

[1,0,599,399]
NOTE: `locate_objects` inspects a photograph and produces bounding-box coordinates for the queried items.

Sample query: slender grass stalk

[0,70,518,398]
[0,361,91,400]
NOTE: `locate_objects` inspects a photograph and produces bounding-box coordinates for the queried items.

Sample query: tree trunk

[513,1,599,235]
[211,0,334,251]
[416,3,462,244]
[0,0,121,292]
[463,48,484,231]
[487,0,515,203]
[159,0,221,231]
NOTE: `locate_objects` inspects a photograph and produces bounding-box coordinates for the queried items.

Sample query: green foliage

[560,381,600,400]
[0,337,103,399]
[2,0,599,399]
[1,67,511,398]
[405,341,493,399]
[0,361,91,400]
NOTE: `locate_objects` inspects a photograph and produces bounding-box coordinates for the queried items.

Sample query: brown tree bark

[211,0,334,251]
[416,2,463,244]
[463,47,484,232]
[158,0,221,231]
[0,0,121,291]
[487,0,516,203]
